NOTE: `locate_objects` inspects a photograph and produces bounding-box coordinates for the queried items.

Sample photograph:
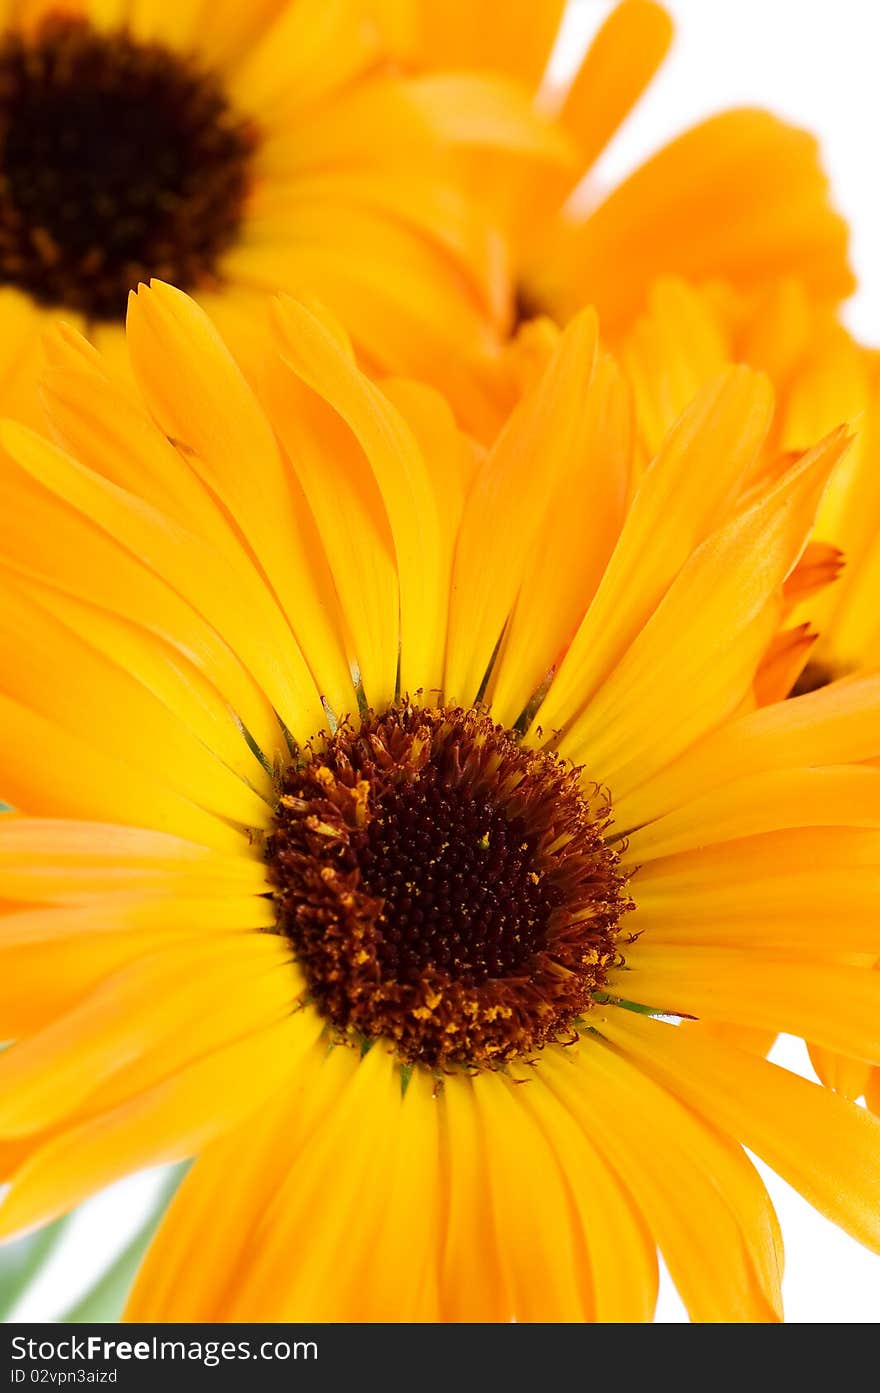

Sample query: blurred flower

[0,0,568,424]
[0,285,877,1320]
[381,0,853,341]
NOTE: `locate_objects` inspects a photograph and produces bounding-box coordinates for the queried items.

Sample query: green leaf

[0,1216,70,1321]
[60,1166,186,1324]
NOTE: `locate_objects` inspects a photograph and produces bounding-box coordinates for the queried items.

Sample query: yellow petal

[625,765,880,862]
[487,351,633,727]
[0,1015,308,1240]
[382,377,476,696]
[399,73,574,164]
[126,0,207,49]
[17,579,272,800]
[753,625,816,706]
[541,109,853,331]
[615,672,880,831]
[405,0,566,89]
[272,297,446,700]
[534,367,774,736]
[808,1043,873,1102]
[0,934,294,1134]
[0,817,266,904]
[0,417,322,739]
[227,0,379,116]
[227,215,502,441]
[0,290,54,425]
[601,1009,880,1254]
[258,348,398,708]
[438,1073,508,1320]
[543,1037,783,1321]
[517,1067,659,1321]
[556,430,848,795]
[0,895,275,1036]
[614,946,880,1063]
[620,277,730,460]
[125,282,352,718]
[561,1,673,173]
[0,579,267,828]
[348,1066,442,1321]
[470,1070,592,1320]
[125,1050,328,1321]
[0,693,243,854]
[41,326,253,549]
[445,308,599,704]
[0,433,283,757]
[221,1045,404,1321]
[0,933,214,1041]
[629,828,880,951]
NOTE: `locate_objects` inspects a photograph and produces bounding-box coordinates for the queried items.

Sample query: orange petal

[541,109,853,331]
[543,1038,782,1321]
[561,1,673,173]
[601,1009,880,1254]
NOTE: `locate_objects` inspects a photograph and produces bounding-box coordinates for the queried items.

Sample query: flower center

[268,703,631,1069]
[0,16,256,320]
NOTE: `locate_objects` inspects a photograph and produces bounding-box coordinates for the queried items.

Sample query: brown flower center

[0,15,256,320]
[268,703,631,1069]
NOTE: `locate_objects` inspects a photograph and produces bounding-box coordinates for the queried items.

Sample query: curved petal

[468,1070,592,1321]
[614,946,880,1063]
[0,1012,313,1240]
[600,1009,880,1254]
[542,1037,783,1322]
[533,367,774,735]
[517,1065,659,1321]
[445,308,599,704]
[561,1,673,173]
[555,430,847,793]
[0,934,295,1135]
[614,673,880,831]
[125,283,353,718]
[0,818,266,905]
[541,109,853,331]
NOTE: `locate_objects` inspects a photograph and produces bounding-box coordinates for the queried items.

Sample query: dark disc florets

[0,15,256,319]
[268,703,631,1070]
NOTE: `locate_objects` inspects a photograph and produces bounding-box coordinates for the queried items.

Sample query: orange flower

[0,0,568,425]
[383,0,853,342]
[0,285,879,1320]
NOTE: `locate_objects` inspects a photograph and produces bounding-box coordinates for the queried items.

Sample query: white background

[8,0,880,1325]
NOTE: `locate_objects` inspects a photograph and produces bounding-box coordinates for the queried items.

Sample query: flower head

[389,0,853,356]
[0,284,879,1321]
[0,0,568,424]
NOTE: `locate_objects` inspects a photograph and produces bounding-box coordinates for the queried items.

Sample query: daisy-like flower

[0,0,568,425]
[382,0,853,348]
[1,283,880,1323]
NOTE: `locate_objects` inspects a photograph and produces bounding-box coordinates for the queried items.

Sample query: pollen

[268,702,632,1070]
[0,16,256,320]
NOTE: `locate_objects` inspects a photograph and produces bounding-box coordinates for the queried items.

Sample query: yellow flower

[0,0,568,426]
[1,283,880,1322]
[385,0,853,346]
